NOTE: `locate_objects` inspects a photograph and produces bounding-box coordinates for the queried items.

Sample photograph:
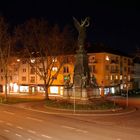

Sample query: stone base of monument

[63,87,101,103]
[63,88,73,100]
[81,88,88,100]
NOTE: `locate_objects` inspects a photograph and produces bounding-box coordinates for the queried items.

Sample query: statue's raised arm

[73,17,90,50]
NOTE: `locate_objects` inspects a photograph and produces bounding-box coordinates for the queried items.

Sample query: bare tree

[0,16,11,101]
[14,19,75,100]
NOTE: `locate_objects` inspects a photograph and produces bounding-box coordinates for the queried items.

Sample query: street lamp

[126,84,129,107]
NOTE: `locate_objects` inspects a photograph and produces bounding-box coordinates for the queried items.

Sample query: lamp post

[73,86,76,113]
[126,84,129,107]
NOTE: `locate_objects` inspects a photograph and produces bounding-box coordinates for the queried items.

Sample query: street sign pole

[126,85,129,107]
[73,86,76,113]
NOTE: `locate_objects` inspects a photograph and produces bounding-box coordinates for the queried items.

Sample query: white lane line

[61,125,75,130]
[4,129,10,132]
[41,134,52,139]
[0,120,4,123]
[26,117,43,122]
[17,126,23,130]
[3,111,15,115]
[61,125,88,134]
[28,129,36,134]
[75,129,88,133]
[15,133,22,137]
[6,122,13,126]
[27,138,32,140]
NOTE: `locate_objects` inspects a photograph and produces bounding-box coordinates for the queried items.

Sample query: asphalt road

[0,100,140,140]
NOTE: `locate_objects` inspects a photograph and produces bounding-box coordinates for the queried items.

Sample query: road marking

[41,134,52,139]
[17,126,23,130]
[4,129,10,132]
[6,122,13,126]
[0,120,4,123]
[61,125,88,134]
[61,125,75,130]
[28,129,36,134]
[3,111,15,115]
[26,116,43,122]
[15,133,22,137]
[75,129,88,133]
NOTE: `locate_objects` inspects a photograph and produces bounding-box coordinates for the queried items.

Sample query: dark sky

[0,0,139,54]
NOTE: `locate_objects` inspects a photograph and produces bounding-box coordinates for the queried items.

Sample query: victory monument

[63,17,99,102]
[73,17,90,100]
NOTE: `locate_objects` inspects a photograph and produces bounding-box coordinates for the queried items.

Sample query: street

[0,98,140,140]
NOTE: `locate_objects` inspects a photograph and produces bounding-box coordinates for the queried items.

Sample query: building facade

[0,50,134,96]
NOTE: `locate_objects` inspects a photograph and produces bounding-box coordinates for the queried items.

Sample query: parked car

[121,90,136,97]
[133,89,140,95]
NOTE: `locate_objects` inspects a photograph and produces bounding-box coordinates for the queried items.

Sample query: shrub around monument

[46,98,120,110]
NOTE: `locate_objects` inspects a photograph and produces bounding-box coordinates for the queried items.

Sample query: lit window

[60,87,63,95]
[52,57,57,62]
[128,75,130,81]
[50,86,58,94]
[105,56,110,61]
[20,86,29,92]
[31,58,35,63]
[17,59,20,62]
[120,75,122,80]
[116,75,118,79]
[52,67,58,71]
[110,75,112,80]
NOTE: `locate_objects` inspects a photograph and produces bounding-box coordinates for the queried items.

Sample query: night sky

[0,0,139,54]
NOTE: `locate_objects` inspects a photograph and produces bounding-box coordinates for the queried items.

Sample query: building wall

[0,53,134,95]
[134,63,140,89]
[88,52,133,95]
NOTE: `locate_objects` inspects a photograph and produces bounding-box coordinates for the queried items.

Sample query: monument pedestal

[81,88,88,100]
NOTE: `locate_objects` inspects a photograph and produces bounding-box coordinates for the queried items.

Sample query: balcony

[110,69,119,73]
[110,60,119,64]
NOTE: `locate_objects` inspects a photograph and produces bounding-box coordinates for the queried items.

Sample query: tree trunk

[44,79,49,100]
[45,86,49,100]
[4,74,8,102]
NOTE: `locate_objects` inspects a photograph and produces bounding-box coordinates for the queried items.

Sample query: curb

[0,102,137,117]
[43,106,137,116]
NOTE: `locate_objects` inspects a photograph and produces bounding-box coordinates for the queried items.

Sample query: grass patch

[46,99,120,110]
[0,96,43,104]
